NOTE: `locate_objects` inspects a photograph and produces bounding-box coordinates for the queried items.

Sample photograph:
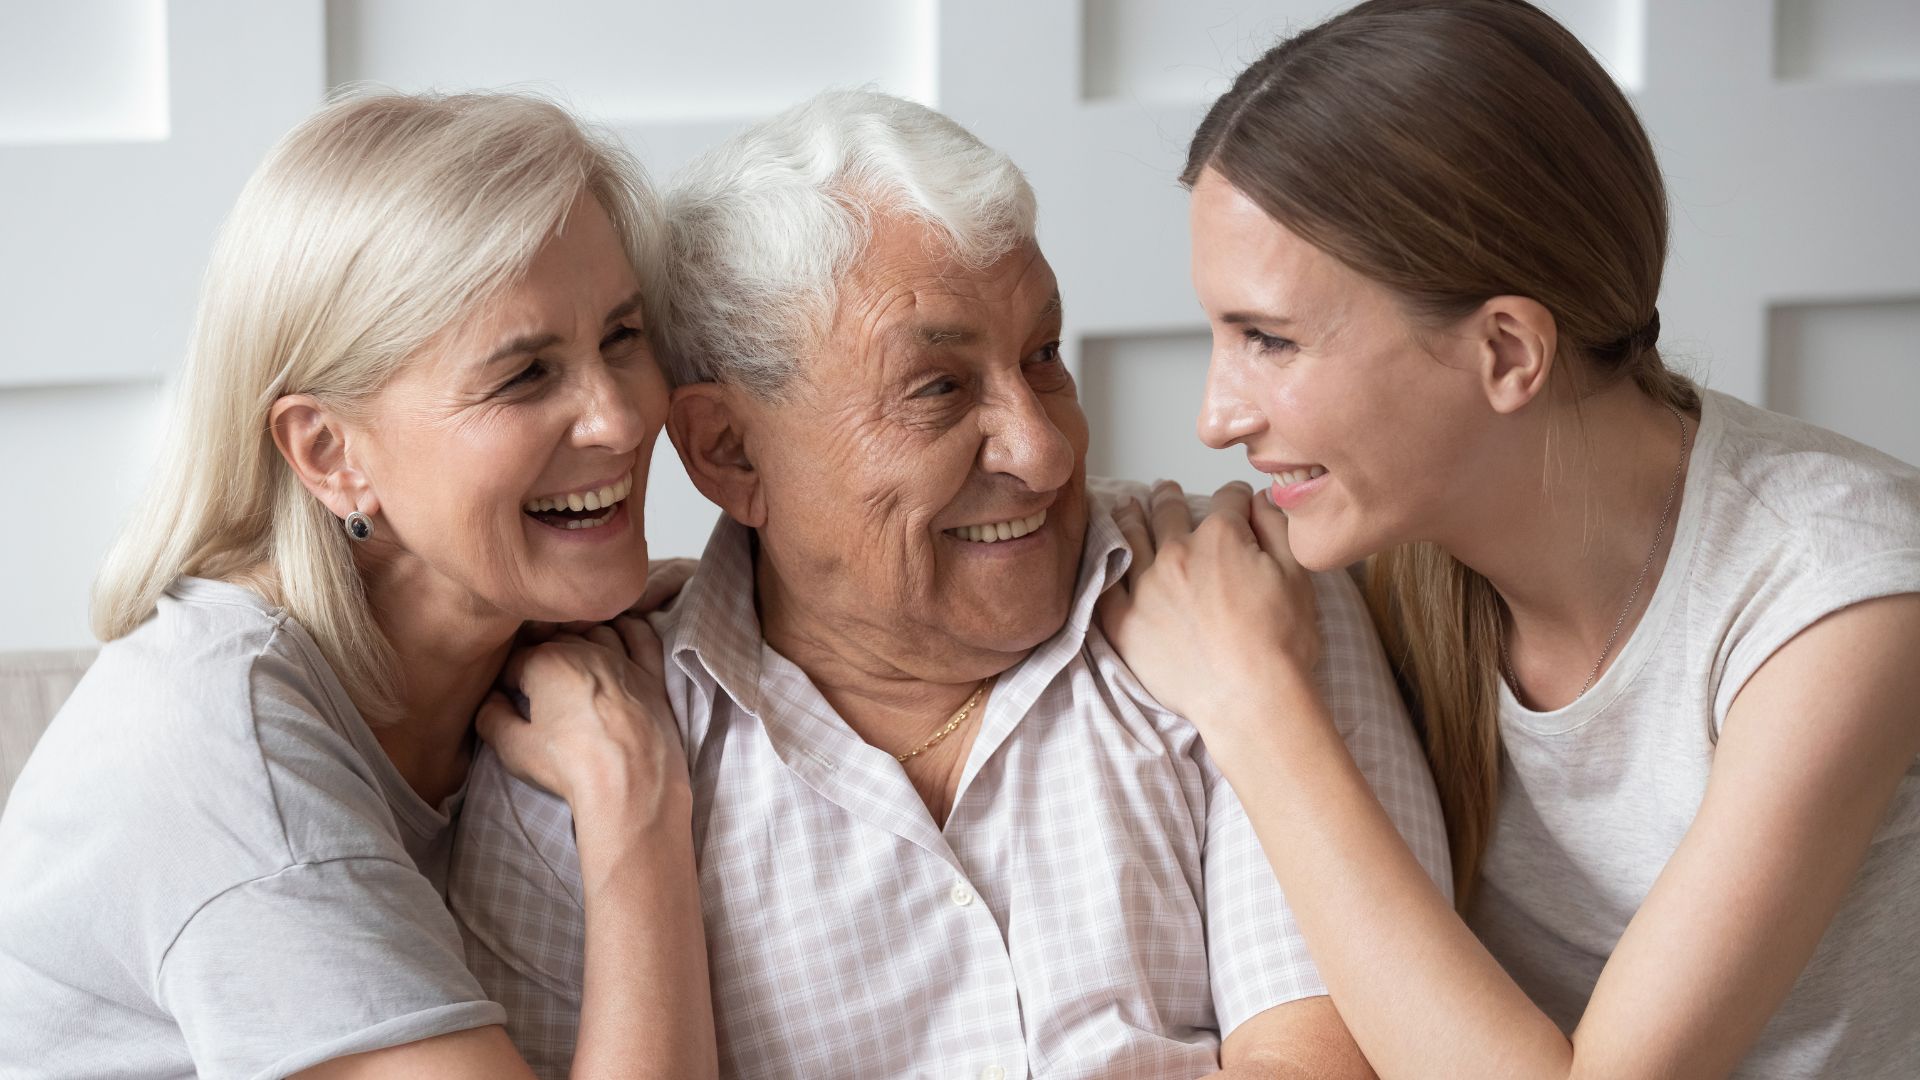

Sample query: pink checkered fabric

[449,481,1451,1080]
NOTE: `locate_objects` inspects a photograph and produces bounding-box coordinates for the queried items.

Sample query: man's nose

[981,384,1075,493]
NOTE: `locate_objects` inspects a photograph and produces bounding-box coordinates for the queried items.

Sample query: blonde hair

[1184,0,1696,902]
[91,90,662,723]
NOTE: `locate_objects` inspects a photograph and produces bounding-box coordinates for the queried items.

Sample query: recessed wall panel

[1081,1,1329,103]
[326,0,937,124]
[1768,298,1920,467]
[1081,332,1255,495]
[1776,0,1920,82]
[0,0,168,144]
[0,381,168,651]
[1082,0,1643,101]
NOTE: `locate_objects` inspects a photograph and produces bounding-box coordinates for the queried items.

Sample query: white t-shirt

[1468,390,1920,1077]
[0,578,505,1079]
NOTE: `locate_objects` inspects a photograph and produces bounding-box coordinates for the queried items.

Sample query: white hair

[657,88,1037,397]
[91,90,663,723]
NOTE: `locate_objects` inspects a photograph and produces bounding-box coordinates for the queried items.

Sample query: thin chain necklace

[895,677,993,763]
[1502,400,1690,705]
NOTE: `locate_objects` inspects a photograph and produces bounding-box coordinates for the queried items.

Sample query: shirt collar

[663,483,1136,705]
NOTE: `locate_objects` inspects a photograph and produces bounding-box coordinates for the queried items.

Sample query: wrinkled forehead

[828,230,1062,365]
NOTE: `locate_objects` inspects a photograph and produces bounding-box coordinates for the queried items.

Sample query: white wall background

[1,0,1916,651]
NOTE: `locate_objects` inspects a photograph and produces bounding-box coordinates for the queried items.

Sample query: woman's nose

[1196,352,1264,450]
[573,362,654,454]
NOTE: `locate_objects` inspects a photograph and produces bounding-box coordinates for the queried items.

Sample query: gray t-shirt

[0,578,505,1079]
[1468,390,1920,1078]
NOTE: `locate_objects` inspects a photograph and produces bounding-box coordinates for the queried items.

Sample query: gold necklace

[895,677,993,763]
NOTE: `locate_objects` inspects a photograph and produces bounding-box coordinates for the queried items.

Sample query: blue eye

[1244,328,1296,354]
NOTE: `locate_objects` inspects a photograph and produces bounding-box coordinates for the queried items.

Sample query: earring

[344,511,373,542]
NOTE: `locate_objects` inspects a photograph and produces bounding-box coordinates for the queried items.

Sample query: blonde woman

[1100,1,1920,1077]
[0,93,715,1078]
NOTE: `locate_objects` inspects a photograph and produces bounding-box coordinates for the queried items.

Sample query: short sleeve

[1715,547,1920,727]
[1200,755,1329,1032]
[1202,567,1452,1036]
[157,856,505,1079]
[447,747,589,1080]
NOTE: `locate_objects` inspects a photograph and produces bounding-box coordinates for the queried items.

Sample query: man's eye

[1024,341,1072,390]
[1244,328,1296,354]
[913,377,961,398]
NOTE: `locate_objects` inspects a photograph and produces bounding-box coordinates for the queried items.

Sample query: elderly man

[450,89,1449,1079]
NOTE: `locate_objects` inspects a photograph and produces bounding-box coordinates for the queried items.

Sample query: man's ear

[667,383,767,528]
[1468,295,1558,415]
[268,394,378,522]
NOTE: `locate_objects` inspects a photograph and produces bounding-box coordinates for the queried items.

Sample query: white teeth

[946,509,1047,544]
[561,508,616,530]
[1270,467,1326,488]
[523,474,634,514]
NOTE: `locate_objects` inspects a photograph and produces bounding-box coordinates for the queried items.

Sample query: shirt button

[949,883,973,907]
[980,1067,1005,1080]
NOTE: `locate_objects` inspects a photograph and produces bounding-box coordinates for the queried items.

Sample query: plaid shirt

[449,482,1450,1079]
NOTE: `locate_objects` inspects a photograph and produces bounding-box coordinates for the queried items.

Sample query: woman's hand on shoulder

[477,613,687,825]
[1098,479,1322,732]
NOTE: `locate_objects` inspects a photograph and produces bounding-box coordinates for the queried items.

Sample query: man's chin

[956,595,1076,659]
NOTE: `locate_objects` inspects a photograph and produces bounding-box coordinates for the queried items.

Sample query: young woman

[0,93,716,1078]
[1099,2,1920,1077]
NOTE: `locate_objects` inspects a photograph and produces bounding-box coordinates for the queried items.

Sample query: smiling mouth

[1269,465,1327,487]
[944,509,1047,543]
[522,474,633,531]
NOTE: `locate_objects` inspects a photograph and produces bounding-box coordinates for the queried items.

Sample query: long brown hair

[1181,0,1696,902]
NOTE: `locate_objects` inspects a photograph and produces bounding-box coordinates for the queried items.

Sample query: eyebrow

[602,290,646,328]
[915,325,977,347]
[480,333,560,369]
[1220,310,1294,326]
[907,291,1065,348]
[478,291,647,368]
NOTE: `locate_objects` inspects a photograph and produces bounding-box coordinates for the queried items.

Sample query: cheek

[627,356,672,438]
[1051,393,1091,463]
[392,414,549,562]
[758,418,916,580]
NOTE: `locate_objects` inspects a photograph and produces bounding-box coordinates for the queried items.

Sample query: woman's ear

[268,394,378,520]
[667,383,767,528]
[1470,296,1557,415]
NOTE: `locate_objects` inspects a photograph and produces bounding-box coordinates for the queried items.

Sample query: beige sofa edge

[0,649,97,810]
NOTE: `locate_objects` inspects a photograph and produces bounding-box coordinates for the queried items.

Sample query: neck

[1441,381,1692,707]
[358,550,520,807]
[754,548,1002,756]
